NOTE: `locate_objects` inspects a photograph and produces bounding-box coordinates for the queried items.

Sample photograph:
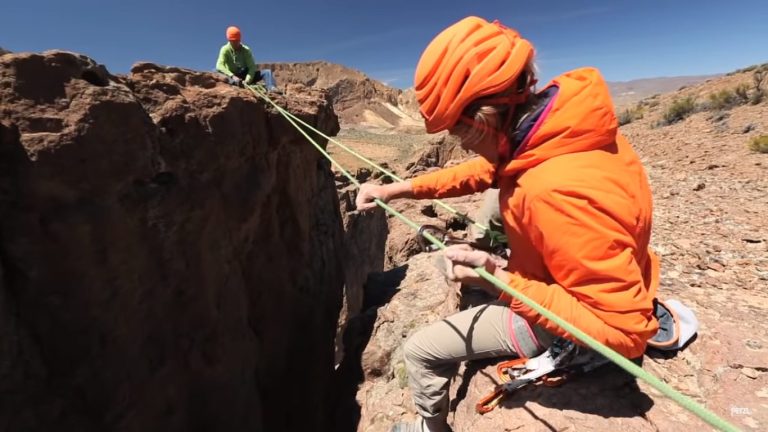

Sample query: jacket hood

[499,67,618,176]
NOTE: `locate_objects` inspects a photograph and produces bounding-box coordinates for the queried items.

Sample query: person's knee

[403,333,420,361]
[403,331,428,365]
[404,327,442,367]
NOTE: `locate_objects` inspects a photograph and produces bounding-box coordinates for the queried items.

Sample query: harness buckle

[476,339,609,414]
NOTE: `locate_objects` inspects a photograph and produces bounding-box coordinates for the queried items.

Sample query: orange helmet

[226,26,242,41]
[414,16,535,133]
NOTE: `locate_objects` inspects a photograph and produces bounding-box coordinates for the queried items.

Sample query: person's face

[448,116,500,164]
[229,40,242,49]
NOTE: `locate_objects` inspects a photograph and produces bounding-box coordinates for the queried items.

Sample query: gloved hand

[228,76,243,87]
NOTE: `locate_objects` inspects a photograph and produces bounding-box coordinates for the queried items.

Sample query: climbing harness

[476,300,700,414]
[244,85,741,432]
[476,338,610,414]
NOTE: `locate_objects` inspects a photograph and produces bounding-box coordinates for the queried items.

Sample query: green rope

[245,85,507,245]
[247,86,741,432]
[474,269,740,432]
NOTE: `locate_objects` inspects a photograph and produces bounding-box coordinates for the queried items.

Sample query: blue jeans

[230,67,277,90]
[258,69,277,91]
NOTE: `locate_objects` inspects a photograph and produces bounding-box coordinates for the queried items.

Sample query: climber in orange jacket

[355,16,660,432]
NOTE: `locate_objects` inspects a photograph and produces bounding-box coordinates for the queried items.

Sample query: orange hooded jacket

[411,68,659,359]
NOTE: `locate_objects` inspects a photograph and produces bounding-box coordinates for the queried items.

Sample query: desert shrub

[709,111,729,123]
[734,83,751,104]
[618,105,644,126]
[638,95,660,109]
[707,83,752,110]
[708,89,738,110]
[728,63,767,75]
[748,135,768,153]
[751,91,765,105]
[660,97,696,125]
[752,68,766,104]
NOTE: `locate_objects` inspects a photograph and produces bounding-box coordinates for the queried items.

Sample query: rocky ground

[333,69,768,431]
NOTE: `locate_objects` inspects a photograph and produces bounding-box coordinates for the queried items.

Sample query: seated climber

[355,16,661,432]
[216,26,280,92]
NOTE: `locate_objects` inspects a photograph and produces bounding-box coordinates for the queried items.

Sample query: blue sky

[2,0,767,88]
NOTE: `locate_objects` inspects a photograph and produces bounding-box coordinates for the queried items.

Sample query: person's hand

[443,244,494,280]
[229,76,243,87]
[355,183,391,211]
[441,244,507,294]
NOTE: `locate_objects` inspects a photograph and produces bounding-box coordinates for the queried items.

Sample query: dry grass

[659,96,697,126]
[618,105,644,126]
[748,135,768,153]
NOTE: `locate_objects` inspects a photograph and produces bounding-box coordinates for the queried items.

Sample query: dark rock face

[334,186,388,365]
[0,51,345,432]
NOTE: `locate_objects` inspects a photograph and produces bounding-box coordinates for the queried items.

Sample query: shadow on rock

[334,264,409,432]
[645,333,698,361]
[363,264,409,309]
[454,358,654,430]
[502,364,653,418]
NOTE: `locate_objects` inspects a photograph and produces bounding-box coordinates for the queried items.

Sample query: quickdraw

[476,338,610,414]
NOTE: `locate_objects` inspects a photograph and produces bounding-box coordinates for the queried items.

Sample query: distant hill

[608,75,721,108]
[393,74,724,118]
[258,61,743,130]
[0,47,11,56]
[260,61,422,131]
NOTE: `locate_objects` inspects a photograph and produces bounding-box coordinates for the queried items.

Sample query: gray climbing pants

[469,188,504,248]
[403,300,554,426]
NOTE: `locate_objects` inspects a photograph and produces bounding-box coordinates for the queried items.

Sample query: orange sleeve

[501,190,657,359]
[410,157,496,199]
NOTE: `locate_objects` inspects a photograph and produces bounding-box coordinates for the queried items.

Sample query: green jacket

[216,43,257,83]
